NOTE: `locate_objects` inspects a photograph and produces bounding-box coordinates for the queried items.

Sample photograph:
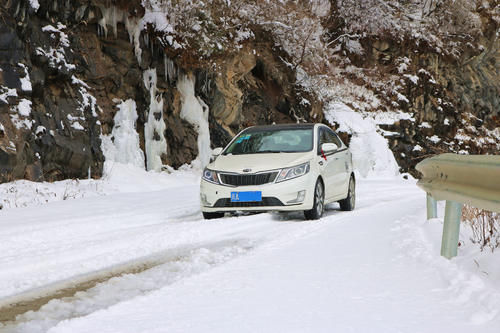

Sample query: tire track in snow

[0,239,254,330]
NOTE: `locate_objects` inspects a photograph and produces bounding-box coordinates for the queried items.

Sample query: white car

[200,123,355,220]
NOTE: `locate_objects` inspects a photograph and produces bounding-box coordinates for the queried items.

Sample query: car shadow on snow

[270,203,342,222]
[214,203,343,222]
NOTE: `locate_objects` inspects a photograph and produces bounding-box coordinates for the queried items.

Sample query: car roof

[244,123,318,133]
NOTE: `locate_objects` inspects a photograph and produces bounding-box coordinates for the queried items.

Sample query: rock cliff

[0,0,498,182]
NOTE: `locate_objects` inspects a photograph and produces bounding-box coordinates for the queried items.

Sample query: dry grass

[462,205,500,252]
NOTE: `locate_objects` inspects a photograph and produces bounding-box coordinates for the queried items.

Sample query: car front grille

[213,197,284,208]
[219,172,278,186]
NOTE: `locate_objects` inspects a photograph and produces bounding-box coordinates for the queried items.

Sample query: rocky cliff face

[0,0,498,182]
[326,0,500,174]
[0,0,321,182]
[362,32,500,172]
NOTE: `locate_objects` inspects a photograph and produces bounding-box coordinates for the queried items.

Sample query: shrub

[463,205,500,252]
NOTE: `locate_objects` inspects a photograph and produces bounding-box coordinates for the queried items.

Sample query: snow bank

[396,210,500,326]
[0,179,105,210]
[0,163,200,211]
[101,99,145,169]
[177,74,211,169]
[325,102,399,178]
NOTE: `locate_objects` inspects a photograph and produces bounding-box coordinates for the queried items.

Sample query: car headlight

[276,162,310,183]
[202,168,220,184]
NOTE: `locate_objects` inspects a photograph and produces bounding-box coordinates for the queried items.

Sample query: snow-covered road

[1,169,499,332]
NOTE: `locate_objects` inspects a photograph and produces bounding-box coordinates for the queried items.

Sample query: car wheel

[339,176,355,211]
[304,179,324,220]
[202,212,224,220]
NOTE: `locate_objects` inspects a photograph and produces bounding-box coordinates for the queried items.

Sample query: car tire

[304,179,325,220]
[339,176,355,211]
[202,212,224,220]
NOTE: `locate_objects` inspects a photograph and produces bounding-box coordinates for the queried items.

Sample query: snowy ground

[1,164,500,333]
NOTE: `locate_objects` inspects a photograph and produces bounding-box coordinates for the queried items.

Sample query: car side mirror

[321,143,338,154]
[212,147,223,156]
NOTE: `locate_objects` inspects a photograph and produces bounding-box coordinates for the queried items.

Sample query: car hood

[209,152,312,173]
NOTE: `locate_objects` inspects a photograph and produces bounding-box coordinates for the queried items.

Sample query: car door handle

[318,161,323,166]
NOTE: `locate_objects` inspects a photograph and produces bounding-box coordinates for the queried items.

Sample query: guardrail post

[440,200,463,259]
[426,194,438,219]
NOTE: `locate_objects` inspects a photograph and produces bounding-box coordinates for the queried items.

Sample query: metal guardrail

[416,153,500,259]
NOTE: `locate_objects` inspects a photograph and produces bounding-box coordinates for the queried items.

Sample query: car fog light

[287,190,306,204]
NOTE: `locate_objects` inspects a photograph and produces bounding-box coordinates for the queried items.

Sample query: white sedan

[200,123,355,220]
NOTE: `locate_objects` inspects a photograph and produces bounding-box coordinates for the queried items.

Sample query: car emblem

[243,168,252,173]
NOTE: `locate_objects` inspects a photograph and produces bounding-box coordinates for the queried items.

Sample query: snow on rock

[71,122,84,131]
[0,86,17,104]
[42,23,70,47]
[18,63,32,92]
[35,125,46,135]
[72,75,98,118]
[177,74,211,169]
[101,99,145,169]
[413,144,423,151]
[10,99,34,130]
[29,0,40,11]
[17,99,32,117]
[325,102,399,178]
[36,23,75,72]
[404,74,419,85]
[428,135,441,143]
[369,110,414,125]
[143,69,167,172]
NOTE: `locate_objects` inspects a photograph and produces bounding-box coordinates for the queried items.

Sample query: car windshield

[223,128,313,155]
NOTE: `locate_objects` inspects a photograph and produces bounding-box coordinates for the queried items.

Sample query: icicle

[110,6,118,38]
[143,69,167,172]
[98,9,108,38]
[125,15,143,64]
[201,72,211,96]
[76,5,87,21]
[164,55,177,84]
[14,1,20,17]
[177,74,211,168]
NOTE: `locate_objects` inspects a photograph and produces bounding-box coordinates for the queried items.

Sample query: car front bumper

[200,172,316,212]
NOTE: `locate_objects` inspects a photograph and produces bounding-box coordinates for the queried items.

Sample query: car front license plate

[230,191,262,202]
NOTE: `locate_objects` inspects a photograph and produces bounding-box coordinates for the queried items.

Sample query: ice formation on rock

[177,74,211,169]
[143,69,168,172]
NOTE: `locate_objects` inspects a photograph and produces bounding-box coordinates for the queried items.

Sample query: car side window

[318,127,344,154]
[326,129,343,148]
[317,128,329,154]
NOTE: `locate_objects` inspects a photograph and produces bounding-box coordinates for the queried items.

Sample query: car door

[318,127,349,199]
[326,130,350,197]
[316,127,337,200]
